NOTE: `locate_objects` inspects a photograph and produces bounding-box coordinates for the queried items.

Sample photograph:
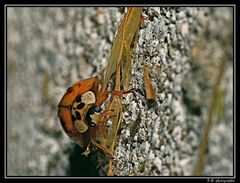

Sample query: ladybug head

[71,91,97,132]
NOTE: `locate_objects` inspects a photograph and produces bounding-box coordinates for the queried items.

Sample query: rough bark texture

[7,7,233,176]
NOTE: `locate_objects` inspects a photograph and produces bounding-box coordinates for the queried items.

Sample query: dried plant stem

[194,52,227,176]
[105,8,142,176]
[143,66,156,101]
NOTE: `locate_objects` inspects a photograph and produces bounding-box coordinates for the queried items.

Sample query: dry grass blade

[193,30,231,175]
[143,66,157,109]
[99,7,142,176]
[100,7,142,92]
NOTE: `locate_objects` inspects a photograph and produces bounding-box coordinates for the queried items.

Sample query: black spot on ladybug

[86,106,95,123]
[77,103,85,110]
[94,106,101,112]
[75,111,81,120]
[71,115,76,122]
[66,87,73,93]
[89,121,96,127]
[86,105,99,127]
[67,105,72,110]
[75,95,82,103]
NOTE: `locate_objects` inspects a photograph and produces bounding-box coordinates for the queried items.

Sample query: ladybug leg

[82,142,91,156]
[95,88,136,106]
[100,109,115,117]
[96,115,108,138]
[92,111,115,138]
[91,140,113,158]
[110,88,136,95]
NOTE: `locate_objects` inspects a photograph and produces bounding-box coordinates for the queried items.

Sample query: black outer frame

[3,3,237,180]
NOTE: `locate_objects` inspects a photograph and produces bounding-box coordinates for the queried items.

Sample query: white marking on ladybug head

[81,91,96,104]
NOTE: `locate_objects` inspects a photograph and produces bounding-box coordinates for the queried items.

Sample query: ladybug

[58,76,133,156]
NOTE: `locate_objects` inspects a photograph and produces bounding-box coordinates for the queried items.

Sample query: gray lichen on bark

[7,7,233,176]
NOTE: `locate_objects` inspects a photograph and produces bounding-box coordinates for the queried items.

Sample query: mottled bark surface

[7,7,233,176]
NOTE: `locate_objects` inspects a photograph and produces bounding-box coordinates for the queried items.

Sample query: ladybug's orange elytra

[58,76,99,107]
[58,76,119,154]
